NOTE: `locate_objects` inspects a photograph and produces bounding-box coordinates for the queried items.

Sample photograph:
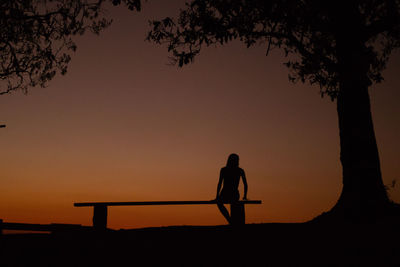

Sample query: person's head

[226,153,239,168]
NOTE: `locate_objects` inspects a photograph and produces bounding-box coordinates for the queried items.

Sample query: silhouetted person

[216,153,248,224]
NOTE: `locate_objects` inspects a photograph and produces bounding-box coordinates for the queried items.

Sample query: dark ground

[1,222,399,266]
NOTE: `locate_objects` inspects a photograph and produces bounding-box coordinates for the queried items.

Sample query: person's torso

[221,167,242,192]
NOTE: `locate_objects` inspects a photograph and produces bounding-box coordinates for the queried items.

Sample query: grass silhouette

[2,222,399,266]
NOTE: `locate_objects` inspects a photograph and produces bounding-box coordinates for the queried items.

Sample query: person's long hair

[226,153,239,168]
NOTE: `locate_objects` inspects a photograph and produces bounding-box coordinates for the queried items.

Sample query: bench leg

[230,203,245,225]
[93,205,107,230]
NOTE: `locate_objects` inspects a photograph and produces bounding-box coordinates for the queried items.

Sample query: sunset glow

[1,1,399,230]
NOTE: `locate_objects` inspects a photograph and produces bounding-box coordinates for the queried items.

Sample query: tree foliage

[0,0,141,95]
[147,0,400,100]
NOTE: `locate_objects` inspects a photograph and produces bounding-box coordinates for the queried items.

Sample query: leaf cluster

[0,0,112,95]
[111,0,142,11]
[147,0,400,100]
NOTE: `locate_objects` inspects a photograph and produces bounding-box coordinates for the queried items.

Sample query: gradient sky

[1,1,399,229]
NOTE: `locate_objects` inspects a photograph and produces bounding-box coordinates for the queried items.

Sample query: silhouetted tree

[0,0,141,95]
[146,0,400,221]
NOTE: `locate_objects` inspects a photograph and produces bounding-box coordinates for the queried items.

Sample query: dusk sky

[1,1,399,229]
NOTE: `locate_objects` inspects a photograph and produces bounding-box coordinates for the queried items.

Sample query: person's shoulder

[239,167,245,174]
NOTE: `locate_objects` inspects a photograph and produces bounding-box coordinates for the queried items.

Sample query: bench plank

[74,200,261,207]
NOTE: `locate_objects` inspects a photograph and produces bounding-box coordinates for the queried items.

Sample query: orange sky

[1,1,399,230]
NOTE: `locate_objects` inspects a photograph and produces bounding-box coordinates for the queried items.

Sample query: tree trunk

[320,28,390,222]
[332,79,389,220]
[311,5,400,223]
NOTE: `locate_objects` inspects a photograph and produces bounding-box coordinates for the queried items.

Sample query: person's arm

[242,169,248,200]
[216,169,223,199]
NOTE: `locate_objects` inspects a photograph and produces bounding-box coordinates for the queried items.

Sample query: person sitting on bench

[215,153,248,224]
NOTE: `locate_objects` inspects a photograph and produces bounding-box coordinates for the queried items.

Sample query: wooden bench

[0,219,93,235]
[74,200,262,229]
